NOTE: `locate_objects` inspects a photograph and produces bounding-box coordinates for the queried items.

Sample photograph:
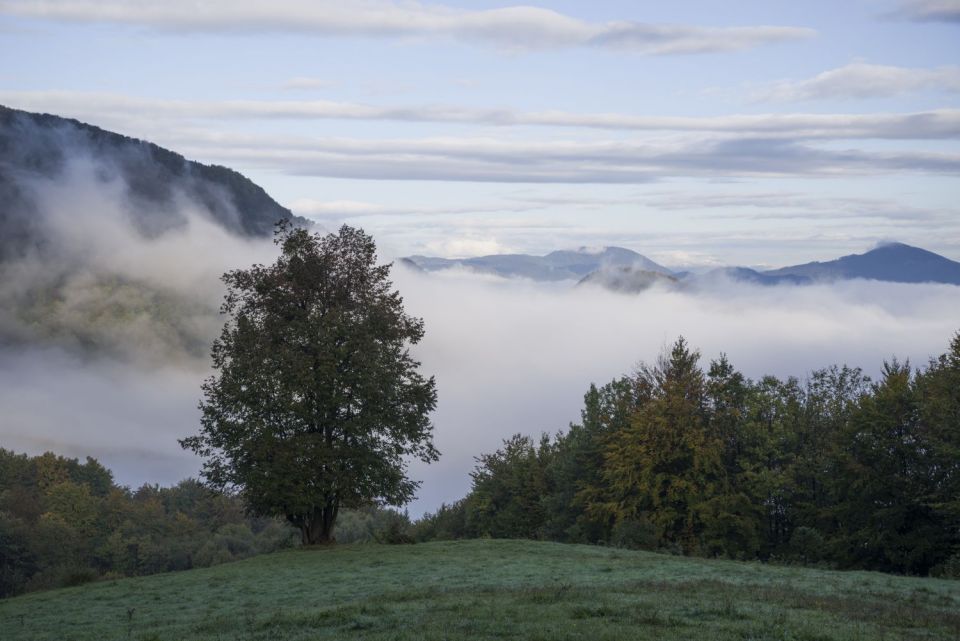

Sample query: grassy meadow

[1,539,958,641]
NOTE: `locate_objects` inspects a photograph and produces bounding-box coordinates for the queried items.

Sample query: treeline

[0,450,298,597]
[413,333,960,577]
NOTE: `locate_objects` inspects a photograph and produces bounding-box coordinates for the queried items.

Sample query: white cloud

[649,250,725,268]
[0,0,815,54]
[4,91,958,139]
[393,269,960,513]
[892,0,960,22]
[756,62,960,101]
[422,236,508,258]
[166,132,960,183]
[641,191,957,223]
[279,76,335,91]
[290,198,545,221]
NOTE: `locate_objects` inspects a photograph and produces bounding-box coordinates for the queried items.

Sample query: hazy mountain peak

[406,245,672,281]
[764,242,960,285]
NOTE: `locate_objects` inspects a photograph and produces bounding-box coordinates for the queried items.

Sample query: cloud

[755,62,960,101]
[0,0,815,54]
[279,76,336,91]
[166,133,960,183]
[290,198,546,222]
[389,268,960,514]
[4,258,959,511]
[3,91,959,140]
[641,191,957,224]
[421,236,508,259]
[891,0,960,22]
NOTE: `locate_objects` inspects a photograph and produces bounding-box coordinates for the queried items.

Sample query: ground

[1,539,958,640]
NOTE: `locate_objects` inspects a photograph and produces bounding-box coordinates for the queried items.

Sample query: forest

[0,450,408,597]
[413,332,960,578]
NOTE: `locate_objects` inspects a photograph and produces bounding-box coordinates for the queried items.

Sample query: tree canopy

[181,222,438,545]
[413,332,960,577]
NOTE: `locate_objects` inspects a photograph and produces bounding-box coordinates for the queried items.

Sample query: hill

[764,242,960,285]
[0,104,305,257]
[406,247,673,281]
[699,267,812,286]
[577,265,680,293]
[1,539,958,640]
[0,105,312,359]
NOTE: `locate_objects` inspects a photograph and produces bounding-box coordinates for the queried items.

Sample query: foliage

[181,222,438,545]
[417,331,960,576]
[0,451,298,598]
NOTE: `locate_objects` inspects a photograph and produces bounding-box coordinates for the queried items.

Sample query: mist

[1,152,958,516]
[394,268,960,514]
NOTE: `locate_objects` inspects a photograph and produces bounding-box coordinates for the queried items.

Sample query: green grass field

[2,539,958,640]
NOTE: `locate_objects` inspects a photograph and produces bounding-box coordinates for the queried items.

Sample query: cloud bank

[3,91,957,140]
[755,62,960,102]
[892,0,960,22]
[0,0,815,54]
[172,133,960,183]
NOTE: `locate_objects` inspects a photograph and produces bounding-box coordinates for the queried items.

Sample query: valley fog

[2,190,958,514]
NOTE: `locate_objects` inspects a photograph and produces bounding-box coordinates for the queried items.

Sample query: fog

[2,155,959,516]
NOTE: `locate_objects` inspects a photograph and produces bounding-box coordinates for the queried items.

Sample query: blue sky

[1,0,958,267]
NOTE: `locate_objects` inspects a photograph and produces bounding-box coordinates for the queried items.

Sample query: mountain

[576,265,680,293]
[701,267,812,286]
[405,246,672,281]
[0,104,306,259]
[764,242,960,285]
[0,105,310,359]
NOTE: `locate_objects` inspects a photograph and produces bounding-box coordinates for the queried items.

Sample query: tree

[467,434,550,539]
[181,222,438,545]
[603,338,725,554]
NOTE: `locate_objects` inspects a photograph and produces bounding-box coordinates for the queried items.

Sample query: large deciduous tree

[181,222,438,545]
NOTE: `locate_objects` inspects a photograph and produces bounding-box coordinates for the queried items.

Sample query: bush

[931,554,960,580]
[788,527,825,564]
[610,516,658,550]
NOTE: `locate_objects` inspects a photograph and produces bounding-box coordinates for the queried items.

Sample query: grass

[1,539,959,640]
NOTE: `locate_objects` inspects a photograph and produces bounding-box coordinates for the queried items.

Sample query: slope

[0,104,306,258]
[406,247,673,281]
[1,539,957,641]
[764,242,960,285]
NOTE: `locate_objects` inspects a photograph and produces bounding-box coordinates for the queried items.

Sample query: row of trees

[0,450,299,597]
[414,334,960,577]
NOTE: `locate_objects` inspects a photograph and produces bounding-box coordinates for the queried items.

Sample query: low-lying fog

[2,158,959,515]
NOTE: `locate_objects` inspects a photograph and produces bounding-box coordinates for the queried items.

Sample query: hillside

[0,105,313,359]
[0,104,305,256]
[764,242,960,285]
[406,247,673,281]
[1,540,958,640]
[577,265,680,293]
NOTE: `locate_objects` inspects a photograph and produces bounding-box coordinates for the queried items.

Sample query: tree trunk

[300,504,339,545]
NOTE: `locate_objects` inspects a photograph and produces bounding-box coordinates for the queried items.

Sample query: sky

[1,0,958,268]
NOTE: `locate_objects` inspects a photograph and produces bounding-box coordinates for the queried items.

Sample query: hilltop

[764,242,960,285]
[1,539,958,640]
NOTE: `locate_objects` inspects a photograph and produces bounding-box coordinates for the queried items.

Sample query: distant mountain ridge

[406,246,673,281]
[407,242,960,288]
[763,243,960,285]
